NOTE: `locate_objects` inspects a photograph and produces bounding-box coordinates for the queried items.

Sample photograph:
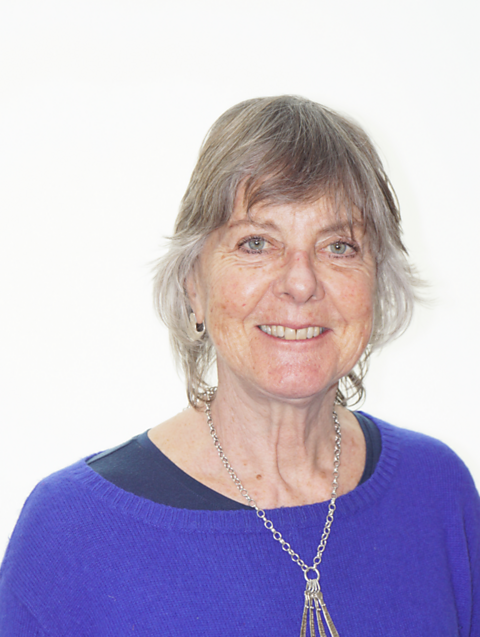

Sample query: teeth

[259,325,324,340]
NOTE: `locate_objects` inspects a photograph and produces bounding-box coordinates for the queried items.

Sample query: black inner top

[87,412,381,510]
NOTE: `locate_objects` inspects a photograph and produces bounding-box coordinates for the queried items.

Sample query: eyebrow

[227,219,279,231]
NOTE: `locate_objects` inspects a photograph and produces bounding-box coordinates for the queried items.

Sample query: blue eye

[329,242,348,255]
[246,237,266,251]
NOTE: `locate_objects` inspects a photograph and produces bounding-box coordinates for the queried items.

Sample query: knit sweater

[0,416,479,636]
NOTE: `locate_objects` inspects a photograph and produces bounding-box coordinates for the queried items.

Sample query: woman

[0,96,478,636]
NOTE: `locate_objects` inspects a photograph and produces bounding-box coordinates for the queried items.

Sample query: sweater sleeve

[465,475,480,636]
[0,469,90,636]
[0,583,49,637]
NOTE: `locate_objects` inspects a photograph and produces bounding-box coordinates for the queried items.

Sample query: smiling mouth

[259,325,326,340]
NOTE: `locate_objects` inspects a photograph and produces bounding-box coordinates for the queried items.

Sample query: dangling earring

[189,312,205,341]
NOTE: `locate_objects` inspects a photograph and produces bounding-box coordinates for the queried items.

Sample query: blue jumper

[1,416,479,636]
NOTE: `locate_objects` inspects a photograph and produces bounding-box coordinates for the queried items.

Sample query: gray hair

[153,96,421,407]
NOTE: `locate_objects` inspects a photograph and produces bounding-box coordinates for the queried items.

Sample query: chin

[251,368,339,402]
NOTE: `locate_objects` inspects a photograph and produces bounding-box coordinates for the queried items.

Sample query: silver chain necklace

[204,387,341,637]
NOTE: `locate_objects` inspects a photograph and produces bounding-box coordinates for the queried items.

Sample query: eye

[327,241,355,256]
[247,237,266,251]
[240,236,267,253]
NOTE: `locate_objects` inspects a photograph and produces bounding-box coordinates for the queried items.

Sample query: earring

[189,312,205,341]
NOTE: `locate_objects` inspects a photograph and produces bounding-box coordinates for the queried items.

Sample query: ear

[185,264,205,324]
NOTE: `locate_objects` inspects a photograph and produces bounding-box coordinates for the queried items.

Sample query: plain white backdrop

[1,0,479,555]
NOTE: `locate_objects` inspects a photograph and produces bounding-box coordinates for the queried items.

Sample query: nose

[274,251,323,303]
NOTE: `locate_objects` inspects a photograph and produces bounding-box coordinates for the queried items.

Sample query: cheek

[331,271,376,324]
[350,284,375,318]
[204,271,262,370]
[206,265,268,321]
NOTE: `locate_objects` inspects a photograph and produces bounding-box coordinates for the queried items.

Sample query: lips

[259,325,325,340]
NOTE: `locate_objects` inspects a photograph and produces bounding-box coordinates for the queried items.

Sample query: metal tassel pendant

[300,578,340,637]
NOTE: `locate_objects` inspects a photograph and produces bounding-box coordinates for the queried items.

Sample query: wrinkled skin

[187,195,376,404]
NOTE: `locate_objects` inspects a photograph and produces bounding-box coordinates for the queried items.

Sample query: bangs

[226,99,389,250]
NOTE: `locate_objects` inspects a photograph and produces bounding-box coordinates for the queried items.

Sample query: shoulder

[1,452,150,572]
[3,460,105,559]
[1,455,162,619]
[358,413,480,575]
[0,460,99,615]
[17,458,98,514]
[362,412,479,504]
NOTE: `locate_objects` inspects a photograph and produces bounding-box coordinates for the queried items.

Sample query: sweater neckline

[73,414,400,532]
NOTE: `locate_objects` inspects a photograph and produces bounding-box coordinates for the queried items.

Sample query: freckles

[214,272,264,315]
[334,275,374,316]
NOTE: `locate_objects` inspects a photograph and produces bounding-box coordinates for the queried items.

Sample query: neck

[149,371,365,509]
[206,371,342,508]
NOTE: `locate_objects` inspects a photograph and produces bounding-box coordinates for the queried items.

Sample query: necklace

[204,387,341,637]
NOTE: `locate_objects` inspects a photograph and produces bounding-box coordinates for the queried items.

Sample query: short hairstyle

[153,95,421,406]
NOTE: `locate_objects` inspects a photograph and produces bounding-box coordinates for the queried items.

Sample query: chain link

[204,387,341,576]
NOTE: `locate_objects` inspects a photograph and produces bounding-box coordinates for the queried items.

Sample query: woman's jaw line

[258,325,327,340]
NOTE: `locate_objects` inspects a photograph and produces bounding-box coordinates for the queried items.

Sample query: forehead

[227,189,365,231]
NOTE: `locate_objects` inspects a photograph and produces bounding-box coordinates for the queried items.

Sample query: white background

[1,0,479,555]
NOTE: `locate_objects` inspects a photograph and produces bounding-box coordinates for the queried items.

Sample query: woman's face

[187,193,376,401]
